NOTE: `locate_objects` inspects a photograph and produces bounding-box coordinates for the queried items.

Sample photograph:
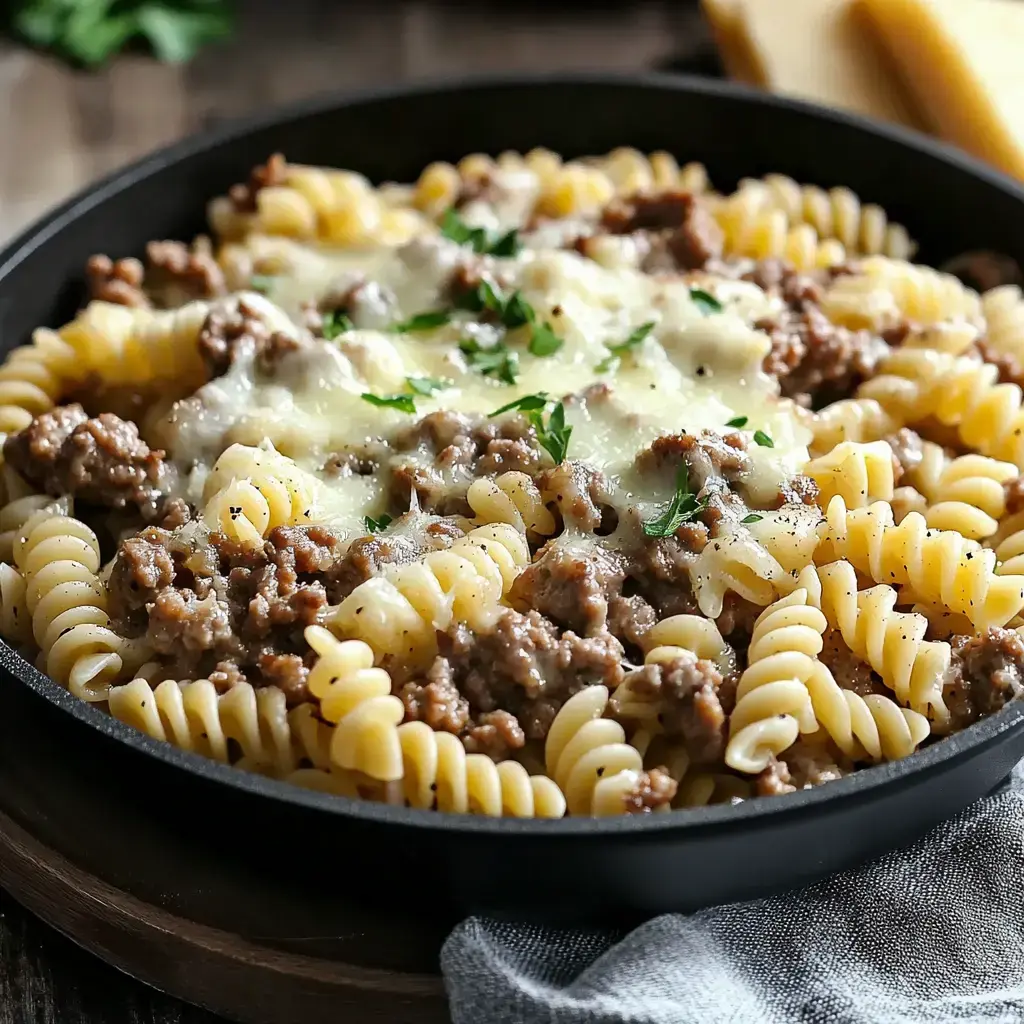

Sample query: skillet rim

[3,69,1024,837]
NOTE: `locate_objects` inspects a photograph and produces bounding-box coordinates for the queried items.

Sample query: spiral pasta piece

[980,285,1024,370]
[544,686,644,816]
[713,189,846,269]
[809,398,899,456]
[331,524,530,664]
[818,495,1024,630]
[724,590,821,774]
[303,625,404,782]
[859,348,1024,470]
[643,614,732,671]
[0,562,31,645]
[467,472,556,536]
[108,677,299,772]
[14,511,123,701]
[0,327,81,433]
[824,257,983,330]
[899,439,1017,540]
[796,561,949,726]
[202,441,323,544]
[740,175,916,258]
[397,722,565,817]
[805,440,895,508]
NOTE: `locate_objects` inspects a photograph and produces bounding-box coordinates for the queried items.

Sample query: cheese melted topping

[157,226,810,536]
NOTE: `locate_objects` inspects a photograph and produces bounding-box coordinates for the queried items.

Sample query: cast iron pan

[1,74,1023,954]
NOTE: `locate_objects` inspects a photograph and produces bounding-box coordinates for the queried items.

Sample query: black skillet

[1,74,1023,969]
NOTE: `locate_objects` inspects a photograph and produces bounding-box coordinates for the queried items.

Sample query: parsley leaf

[249,274,276,294]
[489,393,550,417]
[528,322,564,357]
[753,430,775,448]
[455,278,505,315]
[642,465,707,537]
[459,339,519,385]
[361,393,417,414]
[391,309,452,333]
[596,321,656,371]
[406,376,451,396]
[488,229,521,257]
[532,401,573,465]
[725,416,748,428]
[440,209,522,256]
[501,291,534,329]
[365,513,393,533]
[690,288,723,315]
[741,513,764,524]
[321,310,354,340]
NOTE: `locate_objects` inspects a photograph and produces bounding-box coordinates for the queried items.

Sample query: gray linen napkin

[442,764,1024,1024]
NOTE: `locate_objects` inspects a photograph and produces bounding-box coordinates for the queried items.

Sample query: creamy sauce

[155,227,811,537]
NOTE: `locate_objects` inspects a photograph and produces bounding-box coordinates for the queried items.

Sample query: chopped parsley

[390,309,452,333]
[361,393,417,414]
[595,321,656,372]
[459,339,519,385]
[454,280,562,356]
[440,209,522,257]
[533,401,572,465]
[725,415,748,428]
[321,310,354,340]
[365,514,393,533]
[489,392,550,417]
[689,288,723,316]
[249,274,276,294]
[753,430,775,448]
[642,465,707,537]
[406,376,451,396]
[741,513,764,524]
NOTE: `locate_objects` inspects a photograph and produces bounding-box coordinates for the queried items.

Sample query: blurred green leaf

[8,0,234,67]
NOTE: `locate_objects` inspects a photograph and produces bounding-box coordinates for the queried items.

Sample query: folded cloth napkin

[442,764,1024,1024]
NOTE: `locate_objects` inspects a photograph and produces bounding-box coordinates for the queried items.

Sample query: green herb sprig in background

[11,0,233,68]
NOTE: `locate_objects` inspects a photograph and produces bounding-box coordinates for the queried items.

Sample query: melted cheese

[158,229,812,537]
[857,0,1024,179]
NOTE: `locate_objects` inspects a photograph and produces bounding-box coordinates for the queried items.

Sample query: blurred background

[0,0,721,245]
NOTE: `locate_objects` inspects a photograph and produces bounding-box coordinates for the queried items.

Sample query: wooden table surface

[0,3,716,1021]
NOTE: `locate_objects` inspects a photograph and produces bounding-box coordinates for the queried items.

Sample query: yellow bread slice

[856,0,1024,179]
[701,0,766,85]
[738,0,927,129]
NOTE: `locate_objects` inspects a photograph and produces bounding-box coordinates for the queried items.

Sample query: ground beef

[399,657,471,734]
[228,153,288,213]
[461,710,526,760]
[775,474,820,507]
[625,535,702,619]
[783,740,847,789]
[326,514,463,602]
[509,540,627,635]
[944,627,1024,730]
[197,299,308,378]
[758,304,889,405]
[439,609,625,741]
[818,629,883,696]
[884,428,925,485]
[606,594,657,652]
[4,404,174,518]
[634,430,751,490]
[622,767,678,813]
[86,254,149,307]
[157,497,193,530]
[715,593,763,647]
[388,411,542,513]
[538,460,615,533]
[976,336,1024,389]
[1006,475,1024,516]
[599,189,723,271]
[756,759,796,797]
[940,250,1024,293]
[145,239,226,306]
[106,524,344,700]
[612,656,726,764]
